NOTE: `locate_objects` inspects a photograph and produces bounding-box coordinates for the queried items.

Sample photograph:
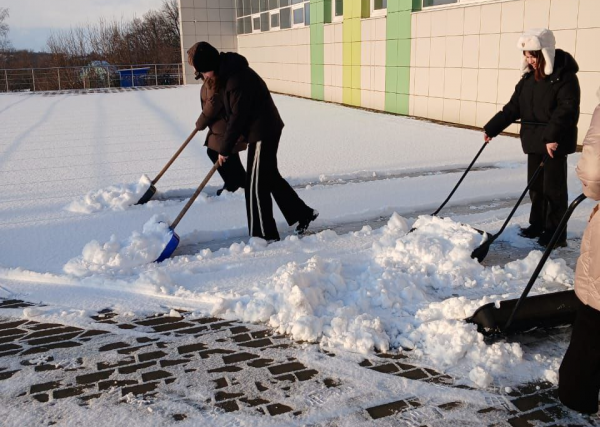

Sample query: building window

[280,7,292,28]
[371,0,387,17]
[333,0,343,22]
[422,0,457,6]
[374,0,387,9]
[271,12,280,28]
[293,6,304,25]
[236,0,310,32]
[236,13,253,35]
[304,3,310,25]
[253,15,261,32]
[251,0,260,14]
[260,12,270,31]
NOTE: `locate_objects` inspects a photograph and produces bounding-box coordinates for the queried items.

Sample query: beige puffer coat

[574,102,600,311]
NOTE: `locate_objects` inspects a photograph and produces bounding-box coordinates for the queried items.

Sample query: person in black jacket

[483,28,580,248]
[189,42,318,242]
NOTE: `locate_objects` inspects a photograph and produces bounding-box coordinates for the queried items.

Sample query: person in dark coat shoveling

[189,42,318,242]
[188,42,247,196]
[483,28,580,248]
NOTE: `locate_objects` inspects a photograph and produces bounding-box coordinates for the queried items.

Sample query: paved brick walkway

[0,298,598,426]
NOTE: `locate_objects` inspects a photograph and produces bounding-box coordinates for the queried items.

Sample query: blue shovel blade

[155,229,180,263]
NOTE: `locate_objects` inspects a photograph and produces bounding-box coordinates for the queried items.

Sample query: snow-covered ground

[0,86,595,424]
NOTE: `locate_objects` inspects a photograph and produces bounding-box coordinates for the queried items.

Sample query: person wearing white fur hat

[559,89,600,414]
[483,28,580,249]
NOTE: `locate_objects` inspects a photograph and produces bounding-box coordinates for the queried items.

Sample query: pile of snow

[211,214,573,386]
[65,175,152,214]
[63,214,173,276]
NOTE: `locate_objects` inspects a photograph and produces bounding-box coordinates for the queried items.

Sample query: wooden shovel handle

[170,162,219,230]
[152,129,199,185]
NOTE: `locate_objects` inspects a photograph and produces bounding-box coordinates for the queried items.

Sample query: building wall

[409,0,600,141]
[359,17,387,111]
[323,22,344,104]
[179,0,600,143]
[238,28,312,98]
[179,0,238,84]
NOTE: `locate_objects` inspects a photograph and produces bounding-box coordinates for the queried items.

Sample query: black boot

[295,210,319,235]
[519,224,543,239]
[538,229,567,248]
[216,185,227,196]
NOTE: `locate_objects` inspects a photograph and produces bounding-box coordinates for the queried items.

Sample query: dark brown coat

[196,81,247,154]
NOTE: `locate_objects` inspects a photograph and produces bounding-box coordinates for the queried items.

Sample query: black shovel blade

[136,185,157,205]
[471,240,491,263]
[466,290,578,336]
[470,229,491,262]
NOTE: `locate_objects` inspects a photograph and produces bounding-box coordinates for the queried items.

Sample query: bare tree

[45,0,181,67]
[161,0,180,47]
[0,8,13,68]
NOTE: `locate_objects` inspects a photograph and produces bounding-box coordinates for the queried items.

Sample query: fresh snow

[0,86,594,423]
[66,174,152,214]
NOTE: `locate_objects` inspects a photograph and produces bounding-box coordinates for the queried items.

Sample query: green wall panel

[310,0,326,100]
[384,1,419,115]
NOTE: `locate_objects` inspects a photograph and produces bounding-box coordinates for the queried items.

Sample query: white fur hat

[517,28,556,75]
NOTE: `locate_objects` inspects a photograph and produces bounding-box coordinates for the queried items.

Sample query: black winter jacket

[216,52,284,156]
[484,49,580,155]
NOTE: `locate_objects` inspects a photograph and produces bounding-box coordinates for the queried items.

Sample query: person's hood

[217,52,249,81]
[551,49,579,78]
[518,28,555,75]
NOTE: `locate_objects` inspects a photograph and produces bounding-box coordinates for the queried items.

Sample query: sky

[3,0,165,51]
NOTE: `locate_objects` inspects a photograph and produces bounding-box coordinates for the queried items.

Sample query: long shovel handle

[491,154,549,243]
[170,162,219,230]
[514,121,548,126]
[432,141,488,216]
[152,129,199,185]
[504,193,587,331]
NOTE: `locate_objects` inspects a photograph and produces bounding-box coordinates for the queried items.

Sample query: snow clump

[66,175,152,214]
[63,214,173,276]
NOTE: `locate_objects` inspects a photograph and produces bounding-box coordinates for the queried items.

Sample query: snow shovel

[155,161,219,262]
[471,154,549,262]
[467,193,586,335]
[432,141,488,217]
[136,129,199,205]
[410,142,489,234]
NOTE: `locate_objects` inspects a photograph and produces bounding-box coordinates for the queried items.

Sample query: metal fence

[0,63,183,92]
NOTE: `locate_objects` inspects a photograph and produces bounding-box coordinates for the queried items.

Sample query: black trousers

[527,153,568,233]
[559,299,600,414]
[206,148,246,192]
[246,136,312,241]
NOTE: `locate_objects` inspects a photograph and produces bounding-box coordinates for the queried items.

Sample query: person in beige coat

[558,91,600,414]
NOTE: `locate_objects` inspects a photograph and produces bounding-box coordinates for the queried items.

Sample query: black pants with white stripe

[245,135,313,241]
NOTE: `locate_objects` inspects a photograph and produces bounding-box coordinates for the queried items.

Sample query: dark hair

[524,50,547,81]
